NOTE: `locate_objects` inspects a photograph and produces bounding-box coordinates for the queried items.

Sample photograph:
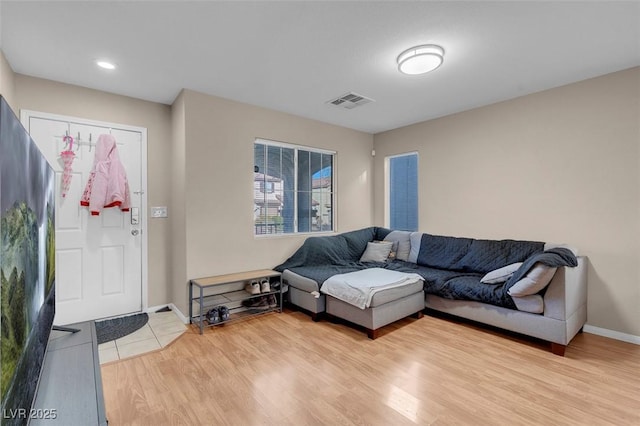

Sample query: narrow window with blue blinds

[388,153,418,231]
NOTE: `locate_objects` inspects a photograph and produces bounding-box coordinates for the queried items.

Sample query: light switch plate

[151,206,168,218]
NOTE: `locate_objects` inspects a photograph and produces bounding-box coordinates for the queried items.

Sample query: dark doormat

[95,313,149,344]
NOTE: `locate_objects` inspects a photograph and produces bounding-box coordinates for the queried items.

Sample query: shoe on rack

[260,278,271,293]
[241,296,270,311]
[271,280,288,294]
[219,305,230,322]
[267,294,277,308]
[206,307,220,324]
[245,280,261,295]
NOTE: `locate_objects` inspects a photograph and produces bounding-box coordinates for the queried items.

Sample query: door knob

[131,229,140,236]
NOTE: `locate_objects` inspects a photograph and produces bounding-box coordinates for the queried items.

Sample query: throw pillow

[371,240,398,259]
[480,262,523,284]
[383,230,412,261]
[360,241,393,263]
[408,232,423,263]
[507,263,557,297]
[386,240,400,260]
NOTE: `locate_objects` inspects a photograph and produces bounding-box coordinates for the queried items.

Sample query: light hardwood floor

[101,309,640,425]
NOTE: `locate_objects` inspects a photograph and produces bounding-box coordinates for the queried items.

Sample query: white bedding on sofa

[320,268,424,309]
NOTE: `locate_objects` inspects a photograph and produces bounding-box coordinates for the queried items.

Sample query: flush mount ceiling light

[397,44,444,75]
[96,60,116,70]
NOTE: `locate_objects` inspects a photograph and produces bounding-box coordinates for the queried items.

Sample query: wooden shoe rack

[189,269,283,334]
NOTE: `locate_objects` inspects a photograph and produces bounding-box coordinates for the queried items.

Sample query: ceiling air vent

[327,92,375,110]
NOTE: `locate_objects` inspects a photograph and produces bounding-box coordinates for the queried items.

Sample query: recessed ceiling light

[96,60,116,70]
[397,44,444,75]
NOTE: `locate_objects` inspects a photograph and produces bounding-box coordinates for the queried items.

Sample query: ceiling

[1,1,639,134]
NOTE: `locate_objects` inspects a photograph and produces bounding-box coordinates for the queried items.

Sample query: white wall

[170,91,187,314]
[373,67,640,336]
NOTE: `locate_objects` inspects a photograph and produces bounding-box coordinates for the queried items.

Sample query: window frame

[385,151,419,232]
[254,138,336,237]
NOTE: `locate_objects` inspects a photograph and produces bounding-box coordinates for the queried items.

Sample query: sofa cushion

[408,232,423,263]
[360,241,394,262]
[510,295,544,314]
[507,263,557,297]
[384,231,412,261]
[481,262,523,284]
[374,227,393,241]
[340,227,378,259]
[458,239,544,274]
[416,233,473,270]
[274,234,353,270]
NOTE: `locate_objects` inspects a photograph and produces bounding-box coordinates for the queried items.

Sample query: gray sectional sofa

[275,227,587,356]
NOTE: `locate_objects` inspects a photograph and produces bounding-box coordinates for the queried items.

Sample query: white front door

[22,112,146,325]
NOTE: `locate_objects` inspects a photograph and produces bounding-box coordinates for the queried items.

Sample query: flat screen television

[0,96,56,425]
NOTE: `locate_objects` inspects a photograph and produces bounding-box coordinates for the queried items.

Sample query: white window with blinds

[386,152,418,231]
[253,139,334,236]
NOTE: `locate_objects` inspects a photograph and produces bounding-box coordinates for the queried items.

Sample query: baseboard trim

[583,324,640,345]
[146,304,169,313]
[169,303,189,324]
[146,304,189,324]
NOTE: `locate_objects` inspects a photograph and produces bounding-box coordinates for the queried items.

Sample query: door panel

[25,115,144,325]
[56,249,83,302]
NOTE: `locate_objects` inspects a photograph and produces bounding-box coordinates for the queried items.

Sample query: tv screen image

[0,97,55,425]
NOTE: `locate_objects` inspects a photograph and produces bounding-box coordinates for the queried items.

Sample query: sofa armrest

[544,256,588,321]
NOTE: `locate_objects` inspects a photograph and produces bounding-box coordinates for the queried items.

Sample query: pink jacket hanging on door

[80,134,131,215]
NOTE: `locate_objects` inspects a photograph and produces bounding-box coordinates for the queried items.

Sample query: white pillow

[481,262,523,284]
[360,241,393,262]
[507,263,557,297]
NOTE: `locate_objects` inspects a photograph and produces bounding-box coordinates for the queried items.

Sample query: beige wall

[10,57,636,337]
[170,91,187,313]
[14,75,173,308]
[373,67,640,336]
[0,50,16,113]
[172,89,374,314]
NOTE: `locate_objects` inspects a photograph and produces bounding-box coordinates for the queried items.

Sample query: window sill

[254,230,337,239]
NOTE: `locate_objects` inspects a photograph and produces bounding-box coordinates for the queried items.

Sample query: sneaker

[260,278,271,293]
[218,305,230,322]
[271,280,288,293]
[267,294,277,308]
[245,280,261,295]
[206,307,220,324]
[241,296,270,311]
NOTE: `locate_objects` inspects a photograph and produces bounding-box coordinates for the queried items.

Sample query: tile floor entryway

[98,310,186,364]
